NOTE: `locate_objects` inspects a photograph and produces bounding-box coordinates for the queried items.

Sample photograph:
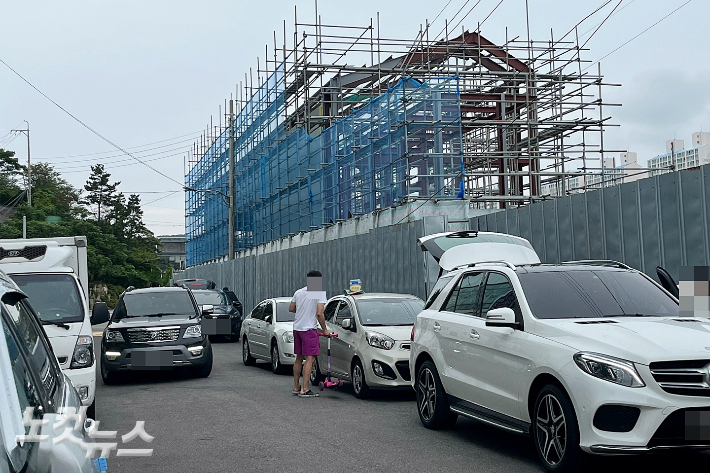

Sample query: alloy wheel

[417,367,436,422]
[271,345,279,372]
[353,364,363,394]
[536,393,567,466]
[242,340,249,361]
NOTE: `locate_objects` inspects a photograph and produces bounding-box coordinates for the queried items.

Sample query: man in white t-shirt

[289,270,329,397]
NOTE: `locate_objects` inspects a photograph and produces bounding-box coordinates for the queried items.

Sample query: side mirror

[91,302,109,325]
[485,308,519,329]
[264,314,272,323]
[340,318,353,330]
[201,304,214,315]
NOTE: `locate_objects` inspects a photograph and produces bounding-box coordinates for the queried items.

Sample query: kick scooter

[318,332,344,391]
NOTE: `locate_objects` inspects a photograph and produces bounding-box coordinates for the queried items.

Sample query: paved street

[94,336,708,473]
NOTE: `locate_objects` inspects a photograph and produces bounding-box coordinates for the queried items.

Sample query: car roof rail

[450,260,517,271]
[558,260,633,270]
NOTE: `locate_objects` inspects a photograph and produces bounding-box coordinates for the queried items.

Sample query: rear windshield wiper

[41,320,71,330]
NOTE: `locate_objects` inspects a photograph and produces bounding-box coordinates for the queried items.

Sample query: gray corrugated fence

[180,219,448,315]
[470,165,710,283]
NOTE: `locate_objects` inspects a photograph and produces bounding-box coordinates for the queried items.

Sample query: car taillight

[410,325,415,341]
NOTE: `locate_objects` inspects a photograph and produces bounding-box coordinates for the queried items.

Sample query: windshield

[276,302,295,322]
[118,291,196,318]
[192,291,227,306]
[518,270,679,319]
[11,273,84,324]
[356,299,424,326]
[425,275,454,309]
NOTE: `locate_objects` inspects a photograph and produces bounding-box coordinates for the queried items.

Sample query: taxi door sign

[349,279,362,293]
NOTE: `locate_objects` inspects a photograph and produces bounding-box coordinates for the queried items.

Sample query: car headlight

[70,335,94,369]
[184,324,202,338]
[366,331,395,350]
[105,330,124,343]
[573,352,645,388]
[282,331,294,343]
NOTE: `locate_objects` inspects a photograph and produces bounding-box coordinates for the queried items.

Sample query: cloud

[607,69,710,162]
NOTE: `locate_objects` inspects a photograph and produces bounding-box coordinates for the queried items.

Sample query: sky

[1,0,709,236]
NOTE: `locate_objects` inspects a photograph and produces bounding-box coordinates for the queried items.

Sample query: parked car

[310,292,424,398]
[241,298,296,374]
[192,288,243,342]
[98,286,213,383]
[173,278,216,290]
[0,269,97,473]
[410,232,705,472]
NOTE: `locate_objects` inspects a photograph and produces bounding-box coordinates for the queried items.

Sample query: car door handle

[469,330,480,340]
[433,322,441,332]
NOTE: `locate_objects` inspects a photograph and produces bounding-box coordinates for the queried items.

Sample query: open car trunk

[417,231,541,272]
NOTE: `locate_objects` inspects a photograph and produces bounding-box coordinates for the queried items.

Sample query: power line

[49,145,190,170]
[0,57,186,188]
[54,150,186,174]
[142,190,182,206]
[582,0,693,72]
[37,134,198,162]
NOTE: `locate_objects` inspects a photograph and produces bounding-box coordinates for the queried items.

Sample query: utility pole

[11,121,31,206]
[228,99,236,260]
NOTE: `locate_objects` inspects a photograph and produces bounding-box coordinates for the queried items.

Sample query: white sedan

[240,297,296,374]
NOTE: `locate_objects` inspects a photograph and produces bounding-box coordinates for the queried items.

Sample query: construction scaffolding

[186,9,615,266]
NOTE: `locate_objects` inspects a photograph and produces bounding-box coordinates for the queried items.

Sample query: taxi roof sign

[347,278,363,295]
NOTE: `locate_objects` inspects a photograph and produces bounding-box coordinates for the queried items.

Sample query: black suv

[98,286,213,384]
[191,288,243,342]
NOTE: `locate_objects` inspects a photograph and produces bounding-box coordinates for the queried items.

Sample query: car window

[481,272,521,319]
[324,301,340,322]
[335,302,352,323]
[424,275,454,310]
[453,272,485,317]
[263,302,274,323]
[355,299,422,326]
[441,274,463,312]
[4,299,62,407]
[223,289,240,305]
[112,297,127,320]
[121,291,196,318]
[11,273,84,324]
[1,313,44,470]
[518,270,679,319]
[192,291,228,306]
[251,302,265,321]
[276,302,295,322]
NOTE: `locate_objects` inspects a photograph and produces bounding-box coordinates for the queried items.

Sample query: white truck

[0,236,96,418]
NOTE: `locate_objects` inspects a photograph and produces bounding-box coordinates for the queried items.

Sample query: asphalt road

[93,336,708,473]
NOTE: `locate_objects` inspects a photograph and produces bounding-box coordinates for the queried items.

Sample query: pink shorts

[293,329,320,356]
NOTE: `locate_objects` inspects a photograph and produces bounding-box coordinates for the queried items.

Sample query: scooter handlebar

[318,332,338,338]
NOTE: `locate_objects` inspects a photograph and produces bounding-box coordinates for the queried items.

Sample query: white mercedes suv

[410,231,708,472]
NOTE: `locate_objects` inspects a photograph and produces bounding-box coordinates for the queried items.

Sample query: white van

[0,236,96,418]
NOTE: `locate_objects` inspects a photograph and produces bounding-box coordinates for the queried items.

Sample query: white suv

[410,232,708,472]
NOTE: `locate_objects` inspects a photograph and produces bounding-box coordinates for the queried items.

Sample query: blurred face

[679,266,710,317]
[307,276,322,291]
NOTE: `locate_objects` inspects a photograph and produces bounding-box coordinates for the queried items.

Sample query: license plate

[132,351,173,370]
[685,411,710,441]
[202,318,231,335]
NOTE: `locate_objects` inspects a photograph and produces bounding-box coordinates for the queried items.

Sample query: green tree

[81,164,120,221]
[0,148,22,174]
[0,149,24,207]
[0,161,167,303]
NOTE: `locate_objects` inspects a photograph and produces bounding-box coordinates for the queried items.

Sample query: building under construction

[185,10,614,266]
